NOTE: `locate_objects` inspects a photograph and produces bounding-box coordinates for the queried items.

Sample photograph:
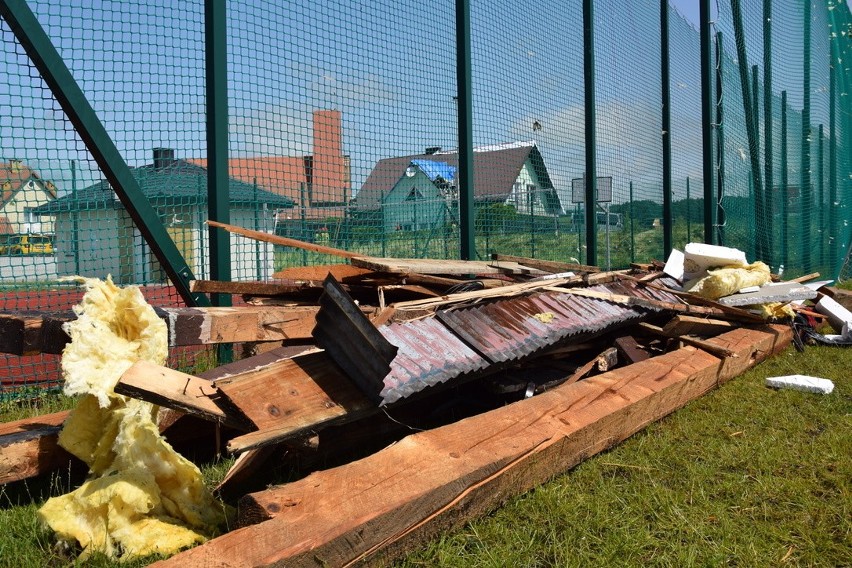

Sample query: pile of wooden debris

[3,223,849,566]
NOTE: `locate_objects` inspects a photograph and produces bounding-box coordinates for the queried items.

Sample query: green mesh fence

[1,0,851,396]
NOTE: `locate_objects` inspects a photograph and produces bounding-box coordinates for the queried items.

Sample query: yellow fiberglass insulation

[38,276,226,561]
[686,261,772,300]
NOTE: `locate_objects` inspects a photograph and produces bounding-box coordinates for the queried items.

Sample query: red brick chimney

[311,109,345,204]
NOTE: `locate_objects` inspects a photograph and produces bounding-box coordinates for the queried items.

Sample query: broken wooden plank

[661,315,737,337]
[490,253,600,274]
[115,361,250,430]
[0,311,74,356]
[638,322,738,359]
[214,351,366,433]
[271,263,373,282]
[0,411,76,485]
[207,220,362,259]
[153,325,791,568]
[350,256,545,277]
[613,335,650,364]
[189,279,315,296]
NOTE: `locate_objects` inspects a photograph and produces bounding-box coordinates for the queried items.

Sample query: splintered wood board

[271,264,374,282]
[350,256,546,277]
[215,351,373,454]
[152,325,791,568]
[0,411,74,484]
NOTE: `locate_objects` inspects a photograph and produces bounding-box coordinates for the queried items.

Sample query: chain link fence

[1,0,850,396]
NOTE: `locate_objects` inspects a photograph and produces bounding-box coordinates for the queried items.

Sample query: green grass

[1,343,849,567]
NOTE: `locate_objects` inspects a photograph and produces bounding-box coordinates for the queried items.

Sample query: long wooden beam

[152,325,791,568]
[490,252,601,274]
[0,305,329,355]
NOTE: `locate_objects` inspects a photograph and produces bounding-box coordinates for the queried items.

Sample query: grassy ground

[0,341,849,567]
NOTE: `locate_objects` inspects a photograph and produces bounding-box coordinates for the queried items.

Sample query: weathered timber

[638,322,738,359]
[490,253,600,274]
[152,325,790,568]
[271,264,373,282]
[350,256,546,277]
[661,315,737,337]
[613,335,650,364]
[0,311,74,355]
[215,350,367,435]
[0,305,329,355]
[208,220,362,259]
[189,279,315,296]
[115,361,250,430]
[0,411,75,485]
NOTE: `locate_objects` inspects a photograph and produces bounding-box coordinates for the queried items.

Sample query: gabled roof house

[356,141,562,232]
[32,149,294,285]
[0,159,57,235]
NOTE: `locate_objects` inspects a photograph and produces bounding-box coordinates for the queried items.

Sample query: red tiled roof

[0,161,57,205]
[186,156,308,203]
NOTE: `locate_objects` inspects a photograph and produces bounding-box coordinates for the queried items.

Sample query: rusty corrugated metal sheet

[436,286,648,365]
[379,318,489,405]
[312,275,397,404]
[315,275,685,406]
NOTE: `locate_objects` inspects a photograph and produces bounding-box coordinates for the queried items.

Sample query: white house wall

[505,161,554,216]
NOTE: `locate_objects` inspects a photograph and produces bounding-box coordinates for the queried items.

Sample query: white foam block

[663,248,684,280]
[683,243,748,280]
[815,295,852,333]
[765,375,834,394]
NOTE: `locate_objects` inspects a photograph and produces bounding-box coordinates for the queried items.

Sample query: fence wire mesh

[0,0,850,396]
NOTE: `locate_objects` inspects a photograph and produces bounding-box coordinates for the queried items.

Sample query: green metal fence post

[715,31,726,245]
[529,189,536,258]
[700,0,715,244]
[800,0,813,273]
[629,181,635,262]
[380,191,386,257]
[583,0,598,265]
[818,124,825,270]
[828,50,837,276]
[661,0,672,257]
[205,0,230,308]
[763,0,774,263]
[781,90,789,270]
[751,63,761,254]
[455,0,475,260]
[686,177,691,242]
[71,159,80,277]
[0,0,208,306]
[253,178,261,280]
[731,0,764,258]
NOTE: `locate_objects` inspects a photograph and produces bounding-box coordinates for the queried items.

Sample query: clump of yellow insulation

[38,276,226,561]
[686,261,772,300]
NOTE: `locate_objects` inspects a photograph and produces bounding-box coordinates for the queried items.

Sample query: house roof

[0,161,57,206]
[186,156,308,201]
[356,141,554,209]
[31,158,295,215]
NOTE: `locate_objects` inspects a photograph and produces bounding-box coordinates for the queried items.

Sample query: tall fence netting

[1,0,850,396]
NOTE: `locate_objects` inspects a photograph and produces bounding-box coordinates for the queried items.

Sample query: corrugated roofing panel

[379,318,488,405]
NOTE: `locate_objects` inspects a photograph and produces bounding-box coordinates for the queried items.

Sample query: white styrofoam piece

[663,248,684,280]
[803,280,833,291]
[737,285,761,293]
[765,375,834,394]
[682,243,748,280]
[536,271,575,280]
[814,295,852,333]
